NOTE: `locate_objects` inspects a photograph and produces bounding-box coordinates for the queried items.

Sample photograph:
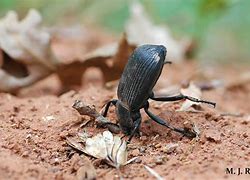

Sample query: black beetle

[102,44,215,142]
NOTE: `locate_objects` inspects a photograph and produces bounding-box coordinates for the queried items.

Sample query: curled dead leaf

[0,10,134,93]
[56,33,134,90]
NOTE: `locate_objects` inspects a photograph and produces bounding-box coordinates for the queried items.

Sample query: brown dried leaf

[57,34,135,89]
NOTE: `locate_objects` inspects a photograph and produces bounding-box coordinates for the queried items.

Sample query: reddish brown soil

[0,62,250,180]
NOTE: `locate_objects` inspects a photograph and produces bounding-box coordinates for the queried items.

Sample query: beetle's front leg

[150,92,216,107]
[127,116,141,143]
[144,102,196,138]
[101,99,118,117]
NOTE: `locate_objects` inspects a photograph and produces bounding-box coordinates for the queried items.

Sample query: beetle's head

[116,101,134,135]
[136,44,167,63]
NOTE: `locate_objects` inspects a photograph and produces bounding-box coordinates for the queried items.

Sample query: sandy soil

[0,62,250,180]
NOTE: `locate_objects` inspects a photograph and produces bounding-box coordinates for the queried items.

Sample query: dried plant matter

[57,34,135,89]
[72,100,120,134]
[144,165,164,180]
[67,131,130,168]
[126,2,190,62]
[0,9,58,93]
[0,9,134,93]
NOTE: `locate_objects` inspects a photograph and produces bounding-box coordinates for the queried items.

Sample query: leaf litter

[67,130,136,169]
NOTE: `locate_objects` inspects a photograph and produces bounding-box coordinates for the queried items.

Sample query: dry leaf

[84,131,128,168]
[0,9,58,93]
[179,82,202,111]
[57,34,134,89]
[126,1,190,62]
[66,131,137,168]
[0,10,134,93]
[0,9,57,69]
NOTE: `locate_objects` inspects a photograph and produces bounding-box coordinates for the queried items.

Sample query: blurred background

[0,0,249,64]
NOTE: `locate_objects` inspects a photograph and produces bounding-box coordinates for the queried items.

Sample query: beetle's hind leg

[150,92,216,107]
[101,99,118,117]
[144,102,196,138]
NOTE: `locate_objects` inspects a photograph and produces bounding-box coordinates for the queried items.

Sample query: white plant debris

[42,115,56,122]
[0,9,57,69]
[84,131,129,168]
[126,1,190,62]
[144,165,164,180]
[179,82,202,111]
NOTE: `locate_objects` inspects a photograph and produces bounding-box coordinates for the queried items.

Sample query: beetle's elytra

[102,44,216,142]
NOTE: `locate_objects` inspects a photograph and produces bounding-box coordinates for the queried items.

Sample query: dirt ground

[0,60,250,180]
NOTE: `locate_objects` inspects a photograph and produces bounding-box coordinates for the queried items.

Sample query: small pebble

[155,143,162,148]
[242,132,248,138]
[131,149,140,157]
[135,158,142,163]
[147,163,156,168]
[139,146,146,153]
[155,156,164,165]
[162,143,179,154]
[204,129,221,143]
[21,151,29,157]
[140,136,147,141]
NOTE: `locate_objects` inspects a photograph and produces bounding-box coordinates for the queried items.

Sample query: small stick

[144,165,164,180]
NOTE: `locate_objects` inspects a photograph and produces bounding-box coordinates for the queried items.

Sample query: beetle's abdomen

[118,45,167,111]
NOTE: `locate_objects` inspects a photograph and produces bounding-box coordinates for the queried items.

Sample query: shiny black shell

[117,44,167,111]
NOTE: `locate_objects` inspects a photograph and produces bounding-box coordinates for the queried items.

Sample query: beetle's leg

[144,102,196,138]
[102,99,118,117]
[127,117,141,143]
[150,92,216,107]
